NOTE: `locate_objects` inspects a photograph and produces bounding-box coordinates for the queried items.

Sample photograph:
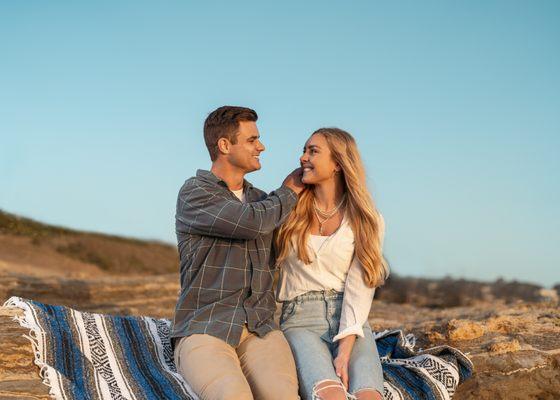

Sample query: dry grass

[0,209,178,275]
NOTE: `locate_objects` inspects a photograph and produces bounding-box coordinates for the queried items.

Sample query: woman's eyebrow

[304,144,320,150]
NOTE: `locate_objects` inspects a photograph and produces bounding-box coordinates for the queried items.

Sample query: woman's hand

[333,352,350,390]
[333,334,356,390]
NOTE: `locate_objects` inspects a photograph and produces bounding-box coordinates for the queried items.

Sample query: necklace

[313,195,346,235]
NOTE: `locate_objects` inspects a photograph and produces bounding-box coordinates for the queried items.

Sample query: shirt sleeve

[176,179,298,241]
[333,213,385,342]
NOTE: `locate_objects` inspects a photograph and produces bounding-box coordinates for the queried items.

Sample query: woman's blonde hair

[275,127,389,288]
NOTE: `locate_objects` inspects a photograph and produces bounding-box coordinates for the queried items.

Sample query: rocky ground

[1,272,559,400]
[1,210,559,399]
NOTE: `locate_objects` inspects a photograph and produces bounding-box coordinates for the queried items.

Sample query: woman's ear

[217,137,231,155]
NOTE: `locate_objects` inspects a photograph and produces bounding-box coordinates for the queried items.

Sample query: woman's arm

[331,260,375,390]
[333,334,356,389]
[332,214,386,388]
[333,257,376,341]
[333,213,385,341]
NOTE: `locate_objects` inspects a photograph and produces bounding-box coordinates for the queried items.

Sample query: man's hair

[203,106,258,161]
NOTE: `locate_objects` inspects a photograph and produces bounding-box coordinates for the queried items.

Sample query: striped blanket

[4,296,473,400]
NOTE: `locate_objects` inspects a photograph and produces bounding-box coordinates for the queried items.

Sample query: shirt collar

[196,169,254,190]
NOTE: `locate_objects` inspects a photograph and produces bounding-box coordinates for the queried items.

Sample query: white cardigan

[276,214,385,341]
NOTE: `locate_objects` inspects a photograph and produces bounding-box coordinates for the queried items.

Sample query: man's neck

[313,177,345,211]
[210,161,246,191]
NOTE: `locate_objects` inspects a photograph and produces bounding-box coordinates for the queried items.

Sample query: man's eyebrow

[247,135,260,140]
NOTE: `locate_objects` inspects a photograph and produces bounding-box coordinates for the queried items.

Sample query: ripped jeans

[280,290,384,400]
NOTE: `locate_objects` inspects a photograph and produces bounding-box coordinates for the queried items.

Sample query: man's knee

[198,373,253,400]
[239,330,300,399]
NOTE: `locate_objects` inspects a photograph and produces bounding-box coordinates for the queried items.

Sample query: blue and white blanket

[4,296,473,400]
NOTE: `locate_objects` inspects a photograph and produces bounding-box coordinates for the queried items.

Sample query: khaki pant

[174,327,300,400]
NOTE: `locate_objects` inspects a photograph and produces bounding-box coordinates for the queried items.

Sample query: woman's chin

[302,176,315,185]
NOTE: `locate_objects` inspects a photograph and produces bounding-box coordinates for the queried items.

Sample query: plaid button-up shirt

[171,169,298,347]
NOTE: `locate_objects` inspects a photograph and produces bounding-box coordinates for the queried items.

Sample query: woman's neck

[313,177,345,211]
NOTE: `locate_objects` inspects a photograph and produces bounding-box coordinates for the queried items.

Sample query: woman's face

[299,133,340,184]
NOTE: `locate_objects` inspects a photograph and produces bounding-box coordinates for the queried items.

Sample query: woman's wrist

[336,334,356,358]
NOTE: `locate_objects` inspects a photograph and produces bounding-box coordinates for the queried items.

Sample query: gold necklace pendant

[314,207,338,236]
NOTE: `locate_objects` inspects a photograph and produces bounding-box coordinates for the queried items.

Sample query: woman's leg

[345,325,384,400]
[283,327,346,400]
[353,388,383,400]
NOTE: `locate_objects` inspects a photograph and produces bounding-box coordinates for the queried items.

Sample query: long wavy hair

[275,127,389,288]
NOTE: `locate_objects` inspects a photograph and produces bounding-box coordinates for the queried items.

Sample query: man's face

[227,120,265,173]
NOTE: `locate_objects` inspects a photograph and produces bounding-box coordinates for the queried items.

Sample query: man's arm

[176,179,298,241]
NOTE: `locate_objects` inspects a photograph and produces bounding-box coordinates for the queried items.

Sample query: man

[171,106,304,400]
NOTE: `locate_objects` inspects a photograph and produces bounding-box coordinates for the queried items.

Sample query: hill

[0,209,178,277]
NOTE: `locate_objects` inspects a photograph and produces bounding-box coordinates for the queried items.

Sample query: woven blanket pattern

[4,296,473,400]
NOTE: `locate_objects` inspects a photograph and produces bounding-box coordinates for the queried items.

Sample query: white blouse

[276,214,385,342]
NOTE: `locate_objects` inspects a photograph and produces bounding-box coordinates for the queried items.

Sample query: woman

[275,128,389,400]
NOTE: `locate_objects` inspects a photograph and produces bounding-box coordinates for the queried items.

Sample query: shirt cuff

[332,323,365,342]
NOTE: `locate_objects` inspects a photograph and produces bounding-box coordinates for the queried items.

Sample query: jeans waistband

[290,289,343,304]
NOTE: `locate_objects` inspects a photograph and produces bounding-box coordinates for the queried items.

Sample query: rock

[0,308,51,399]
[0,273,179,399]
[487,339,521,354]
[486,315,529,334]
[0,273,179,319]
[368,300,560,399]
[447,319,486,341]
[2,211,559,398]
[1,274,560,399]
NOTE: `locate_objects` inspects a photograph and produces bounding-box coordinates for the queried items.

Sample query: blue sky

[1,1,558,287]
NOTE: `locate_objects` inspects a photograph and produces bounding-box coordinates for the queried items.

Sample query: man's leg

[236,328,300,400]
[174,334,254,400]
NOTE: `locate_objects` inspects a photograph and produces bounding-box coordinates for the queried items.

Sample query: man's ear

[217,137,231,156]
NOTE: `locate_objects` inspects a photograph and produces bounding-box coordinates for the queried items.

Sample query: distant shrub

[56,242,112,271]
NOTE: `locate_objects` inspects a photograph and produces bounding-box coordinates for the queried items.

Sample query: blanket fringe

[3,296,64,400]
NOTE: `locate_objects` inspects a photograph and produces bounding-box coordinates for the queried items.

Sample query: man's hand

[282,167,305,195]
